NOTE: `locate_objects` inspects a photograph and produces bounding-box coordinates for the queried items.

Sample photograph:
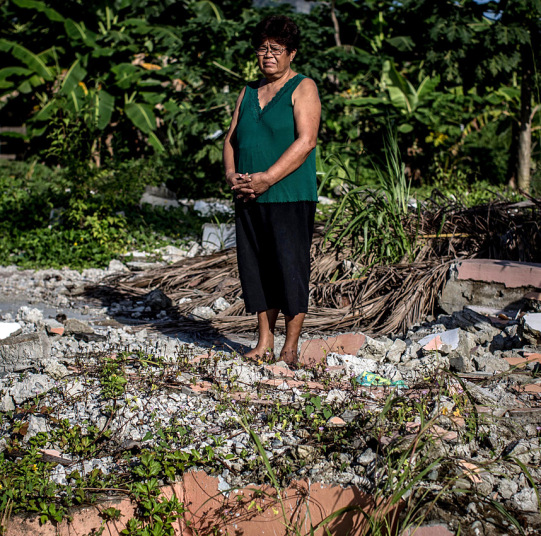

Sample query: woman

[223,15,320,368]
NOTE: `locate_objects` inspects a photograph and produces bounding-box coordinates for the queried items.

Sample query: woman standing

[223,15,320,368]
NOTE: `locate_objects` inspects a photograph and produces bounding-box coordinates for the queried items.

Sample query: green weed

[0,159,208,269]
[321,130,420,268]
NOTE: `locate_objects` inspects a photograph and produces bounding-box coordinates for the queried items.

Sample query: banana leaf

[61,58,87,95]
[125,102,157,134]
[94,90,115,130]
[64,19,97,47]
[0,39,54,81]
[12,0,64,22]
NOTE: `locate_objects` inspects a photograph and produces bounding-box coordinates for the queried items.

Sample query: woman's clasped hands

[228,171,271,202]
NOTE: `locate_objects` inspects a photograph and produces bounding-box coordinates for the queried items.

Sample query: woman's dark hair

[251,15,300,52]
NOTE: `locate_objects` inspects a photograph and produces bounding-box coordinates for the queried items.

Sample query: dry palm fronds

[91,199,541,336]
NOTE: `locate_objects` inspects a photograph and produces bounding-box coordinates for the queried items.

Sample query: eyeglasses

[254,44,286,56]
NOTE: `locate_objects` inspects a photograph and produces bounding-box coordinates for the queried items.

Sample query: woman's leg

[244,308,279,360]
[280,312,306,365]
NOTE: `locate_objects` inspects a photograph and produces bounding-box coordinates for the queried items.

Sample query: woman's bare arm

[223,87,246,186]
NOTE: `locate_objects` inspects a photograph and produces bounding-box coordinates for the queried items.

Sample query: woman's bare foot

[244,344,274,363]
[243,309,278,363]
[279,348,299,369]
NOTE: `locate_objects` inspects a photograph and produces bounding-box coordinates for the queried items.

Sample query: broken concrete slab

[193,198,234,217]
[212,297,231,313]
[455,307,508,337]
[299,333,366,367]
[503,407,541,425]
[44,361,70,379]
[139,184,180,210]
[472,353,510,373]
[385,338,407,363]
[0,390,15,412]
[511,488,539,513]
[419,329,460,352]
[201,223,236,251]
[121,250,158,262]
[43,318,65,336]
[401,525,454,536]
[521,312,541,344]
[358,335,391,361]
[327,416,347,427]
[448,332,477,373]
[189,306,216,320]
[418,329,476,372]
[16,306,43,324]
[523,384,541,393]
[155,245,188,264]
[264,364,295,379]
[455,259,541,288]
[440,259,541,313]
[107,259,130,273]
[504,353,541,368]
[179,381,213,398]
[326,353,379,376]
[25,414,49,440]
[0,332,51,373]
[63,318,94,335]
[4,472,379,536]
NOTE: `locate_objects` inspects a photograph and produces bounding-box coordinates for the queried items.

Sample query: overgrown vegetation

[0,138,525,271]
[1,348,538,534]
[0,158,214,268]
[318,129,525,271]
[321,131,419,267]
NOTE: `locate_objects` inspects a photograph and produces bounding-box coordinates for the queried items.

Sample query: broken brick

[327,416,347,427]
[264,364,295,378]
[504,354,541,368]
[299,332,366,367]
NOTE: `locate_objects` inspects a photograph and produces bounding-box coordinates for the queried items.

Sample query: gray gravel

[1,264,540,534]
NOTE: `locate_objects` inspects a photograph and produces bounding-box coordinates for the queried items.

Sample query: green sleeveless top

[235,74,318,203]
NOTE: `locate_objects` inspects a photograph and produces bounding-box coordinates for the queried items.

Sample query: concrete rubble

[0,265,540,536]
[139,184,184,210]
[201,222,236,251]
[193,198,234,217]
[440,259,541,314]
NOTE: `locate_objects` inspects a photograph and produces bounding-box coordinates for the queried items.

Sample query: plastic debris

[355,372,408,388]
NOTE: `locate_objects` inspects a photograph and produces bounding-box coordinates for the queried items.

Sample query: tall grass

[319,130,419,267]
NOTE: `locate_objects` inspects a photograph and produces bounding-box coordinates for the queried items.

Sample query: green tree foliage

[394,0,541,190]
[0,0,259,195]
[0,0,539,195]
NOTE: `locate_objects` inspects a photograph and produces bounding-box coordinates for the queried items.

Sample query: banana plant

[0,0,166,154]
[349,59,441,133]
[380,59,440,116]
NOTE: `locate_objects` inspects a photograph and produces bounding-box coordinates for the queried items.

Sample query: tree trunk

[517,42,533,192]
[330,0,342,47]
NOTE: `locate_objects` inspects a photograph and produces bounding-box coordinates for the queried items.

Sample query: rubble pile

[0,266,540,535]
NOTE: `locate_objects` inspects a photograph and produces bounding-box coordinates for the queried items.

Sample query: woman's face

[256,38,296,79]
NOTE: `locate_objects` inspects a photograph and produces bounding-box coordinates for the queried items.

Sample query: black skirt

[235,201,317,317]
